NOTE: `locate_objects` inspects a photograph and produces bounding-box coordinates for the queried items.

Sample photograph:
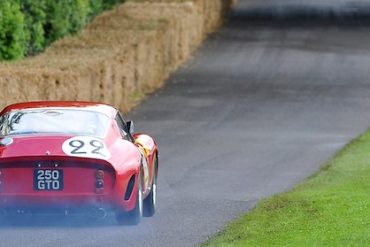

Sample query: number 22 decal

[62,137,110,159]
[69,140,105,156]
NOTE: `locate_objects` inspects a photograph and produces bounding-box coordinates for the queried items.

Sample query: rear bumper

[0,194,117,208]
[0,191,137,214]
[0,205,113,219]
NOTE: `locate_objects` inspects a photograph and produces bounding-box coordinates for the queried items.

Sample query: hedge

[0,0,124,60]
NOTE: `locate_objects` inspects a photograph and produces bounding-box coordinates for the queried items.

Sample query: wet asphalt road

[3,0,370,246]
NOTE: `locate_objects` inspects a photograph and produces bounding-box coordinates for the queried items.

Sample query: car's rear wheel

[116,169,143,225]
[143,155,158,217]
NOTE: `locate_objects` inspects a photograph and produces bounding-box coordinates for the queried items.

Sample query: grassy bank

[203,130,370,246]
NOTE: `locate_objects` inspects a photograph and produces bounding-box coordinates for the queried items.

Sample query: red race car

[0,101,158,225]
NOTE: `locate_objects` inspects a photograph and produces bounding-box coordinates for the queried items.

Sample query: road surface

[2,0,370,246]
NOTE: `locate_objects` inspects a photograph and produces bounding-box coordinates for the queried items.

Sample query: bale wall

[0,0,235,112]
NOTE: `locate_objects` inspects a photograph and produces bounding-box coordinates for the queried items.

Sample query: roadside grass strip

[203,131,370,246]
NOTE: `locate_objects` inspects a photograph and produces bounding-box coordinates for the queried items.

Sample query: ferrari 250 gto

[0,101,158,225]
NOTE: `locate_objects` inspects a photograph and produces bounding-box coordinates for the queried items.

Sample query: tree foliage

[0,0,124,60]
[0,1,25,60]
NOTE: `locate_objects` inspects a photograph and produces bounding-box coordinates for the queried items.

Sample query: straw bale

[0,0,236,112]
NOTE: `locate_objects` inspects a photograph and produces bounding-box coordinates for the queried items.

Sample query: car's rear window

[0,108,110,137]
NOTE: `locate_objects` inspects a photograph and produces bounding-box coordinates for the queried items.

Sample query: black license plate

[33,169,64,191]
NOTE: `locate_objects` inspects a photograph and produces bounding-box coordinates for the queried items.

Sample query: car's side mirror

[126,120,134,134]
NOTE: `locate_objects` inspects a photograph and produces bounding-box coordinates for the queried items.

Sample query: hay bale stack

[0,0,235,112]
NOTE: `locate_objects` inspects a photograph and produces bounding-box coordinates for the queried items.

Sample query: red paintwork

[0,101,158,213]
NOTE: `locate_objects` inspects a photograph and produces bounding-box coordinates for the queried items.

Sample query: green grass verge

[203,130,370,246]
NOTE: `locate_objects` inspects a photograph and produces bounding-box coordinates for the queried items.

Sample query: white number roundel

[62,136,110,159]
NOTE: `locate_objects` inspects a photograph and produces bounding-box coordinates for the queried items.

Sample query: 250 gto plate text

[34,169,64,191]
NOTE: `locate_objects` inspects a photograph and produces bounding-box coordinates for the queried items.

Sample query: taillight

[0,170,3,192]
[96,179,104,189]
[95,170,104,193]
[96,170,104,179]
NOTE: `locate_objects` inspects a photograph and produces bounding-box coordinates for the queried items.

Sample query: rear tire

[116,170,143,225]
[143,155,158,217]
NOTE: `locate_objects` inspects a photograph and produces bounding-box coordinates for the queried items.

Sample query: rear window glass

[0,108,110,137]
